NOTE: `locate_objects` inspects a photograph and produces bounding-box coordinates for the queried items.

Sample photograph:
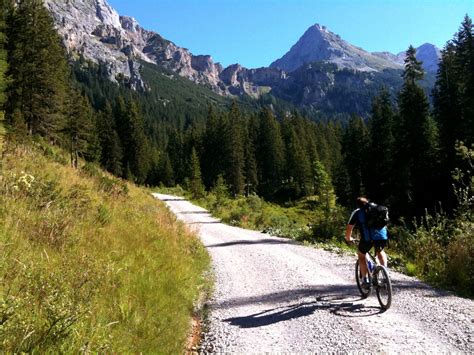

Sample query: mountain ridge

[44,0,440,117]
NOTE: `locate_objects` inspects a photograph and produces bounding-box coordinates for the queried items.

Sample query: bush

[445,224,474,296]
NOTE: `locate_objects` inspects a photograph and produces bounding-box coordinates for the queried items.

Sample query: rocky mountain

[270,24,403,72]
[44,0,226,92]
[44,0,439,117]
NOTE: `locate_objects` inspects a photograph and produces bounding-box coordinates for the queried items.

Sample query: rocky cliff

[44,0,227,92]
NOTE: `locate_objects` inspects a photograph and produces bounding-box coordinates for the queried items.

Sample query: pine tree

[282,117,311,197]
[256,107,285,198]
[225,102,245,196]
[158,152,174,186]
[0,0,9,113]
[126,99,150,183]
[5,0,68,140]
[243,113,259,195]
[64,88,97,168]
[97,101,123,175]
[312,160,336,213]
[189,147,205,199]
[167,128,186,184]
[342,116,369,202]
[395,45,440,217]
[454,15,474,145]
[366,89,395,203]
[434,15,474,210]
[202,106,225,187]
[114,96,150,182]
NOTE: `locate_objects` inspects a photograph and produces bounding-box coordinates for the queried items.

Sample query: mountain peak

[270,23,401,73]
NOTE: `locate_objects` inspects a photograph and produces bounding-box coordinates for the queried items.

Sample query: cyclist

[345,197,388,287]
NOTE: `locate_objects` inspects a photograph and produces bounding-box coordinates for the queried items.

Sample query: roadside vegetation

[158,141,473,299]
[0,137,210,353]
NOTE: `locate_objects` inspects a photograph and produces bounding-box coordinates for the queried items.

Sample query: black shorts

[358,239,387,254]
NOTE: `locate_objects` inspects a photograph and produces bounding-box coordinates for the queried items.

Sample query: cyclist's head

[356,197,369,208]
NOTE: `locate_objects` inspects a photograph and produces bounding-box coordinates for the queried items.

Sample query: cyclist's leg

[374,241,388,267]
[358,239,372,277]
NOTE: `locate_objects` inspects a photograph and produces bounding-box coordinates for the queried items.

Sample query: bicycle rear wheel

[374,265,392,310]
[355,260,371,298]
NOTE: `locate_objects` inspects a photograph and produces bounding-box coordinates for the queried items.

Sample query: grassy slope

[0,137,210,353]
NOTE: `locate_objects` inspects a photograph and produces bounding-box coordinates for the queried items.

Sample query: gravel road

[153,193,474,353]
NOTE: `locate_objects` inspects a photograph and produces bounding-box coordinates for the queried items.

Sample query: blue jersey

[348,208,387,241]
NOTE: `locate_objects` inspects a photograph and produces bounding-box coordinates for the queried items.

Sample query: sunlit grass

[0,138,210,352]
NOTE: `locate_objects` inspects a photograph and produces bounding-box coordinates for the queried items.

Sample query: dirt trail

[154,193,474,353]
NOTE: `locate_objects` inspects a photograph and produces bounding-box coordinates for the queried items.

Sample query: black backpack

[364,202,389,229]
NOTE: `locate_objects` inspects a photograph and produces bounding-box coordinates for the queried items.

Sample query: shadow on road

[217,284,386,328]
[224,293,382,328]
[159,198,186,201]
[207,238,295,248]
[214,285,356,310]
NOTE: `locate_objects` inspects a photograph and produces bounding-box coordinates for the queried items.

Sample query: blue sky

[108,0,473,69]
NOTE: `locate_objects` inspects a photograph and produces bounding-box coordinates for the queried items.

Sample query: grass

[0,137,210,353]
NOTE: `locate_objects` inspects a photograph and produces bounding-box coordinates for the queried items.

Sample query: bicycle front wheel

[374,265,392,310]
[355,260,371,298]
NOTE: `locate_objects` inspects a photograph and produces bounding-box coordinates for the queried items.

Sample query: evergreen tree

[453,15,474,145]
[434,15,474,210]
[158,152,175,186]
[243,113,259,194]
[202,106,225,187]
[5,0,68,140]
[366,89,395,203]
[282,117,311,198]
[395,45,440,217]
[189,147,205,199]
[402,45,425,84]
[97,101,123,176]
[115,96,150,183]
[225,102,245,195]
[256,107,285,198]
[0,0,9,112]
[342,116,369,202]
[125,99,150,183]
[64,88,97,168]
[167,128,186,184]
[312,160,336,213]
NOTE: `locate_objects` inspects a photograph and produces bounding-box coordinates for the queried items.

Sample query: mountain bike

[352,241,393,310]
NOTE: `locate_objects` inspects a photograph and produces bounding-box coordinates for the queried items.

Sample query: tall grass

[0,138,210,353]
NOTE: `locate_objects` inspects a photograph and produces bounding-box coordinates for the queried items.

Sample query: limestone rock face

[44,0,228,92]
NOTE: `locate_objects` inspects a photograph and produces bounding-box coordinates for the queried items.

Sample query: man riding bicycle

[345,197,388,287]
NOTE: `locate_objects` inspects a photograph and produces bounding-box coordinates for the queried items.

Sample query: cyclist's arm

[345,224,355,242]
[345,209,359,242]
